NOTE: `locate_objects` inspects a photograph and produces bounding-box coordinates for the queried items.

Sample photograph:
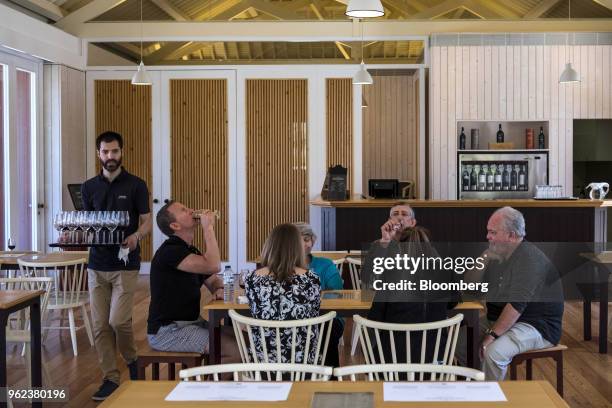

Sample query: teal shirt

[307,255,344,290]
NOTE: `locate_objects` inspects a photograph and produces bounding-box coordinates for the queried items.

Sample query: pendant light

[353,21,373,85]
[345,0,384,18]
[559,0,580,83]
[131,0,152,85]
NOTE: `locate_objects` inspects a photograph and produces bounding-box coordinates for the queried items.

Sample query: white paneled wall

[430,44,612,199]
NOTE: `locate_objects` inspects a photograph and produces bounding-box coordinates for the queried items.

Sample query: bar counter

[310,197,609,250]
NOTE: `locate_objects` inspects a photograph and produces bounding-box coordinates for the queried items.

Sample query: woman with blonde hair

[244,223,321,363]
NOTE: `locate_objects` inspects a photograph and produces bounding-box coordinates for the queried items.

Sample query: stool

[137,346,205,380]
[509,344,567,397]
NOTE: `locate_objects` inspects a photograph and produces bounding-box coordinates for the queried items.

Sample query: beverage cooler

[458,151,548,199]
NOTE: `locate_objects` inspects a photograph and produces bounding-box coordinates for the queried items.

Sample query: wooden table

[202,291,484,369]
[100,380,568,408]
[0,251,38,271]
[0,290,44,408]
[579,252,611,354]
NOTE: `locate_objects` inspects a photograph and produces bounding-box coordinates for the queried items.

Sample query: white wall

[429,33,612,199]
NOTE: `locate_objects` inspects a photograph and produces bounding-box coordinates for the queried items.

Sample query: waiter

[81,131,152,401]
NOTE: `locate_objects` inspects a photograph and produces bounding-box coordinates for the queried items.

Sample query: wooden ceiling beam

[150,0,189,21]
[10,0,66,21]
[55,0,126,30]
[594,0,612,11]
[524,0,562,18]
[73,19,612,41]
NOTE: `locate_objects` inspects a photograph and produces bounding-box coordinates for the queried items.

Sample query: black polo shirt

[81,167,150,271]
[147,235,205,335]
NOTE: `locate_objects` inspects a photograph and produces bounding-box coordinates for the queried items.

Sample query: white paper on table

[165,382,293,401]
[383,382,507,402]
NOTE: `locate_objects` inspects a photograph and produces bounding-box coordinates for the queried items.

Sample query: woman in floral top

[245,223,321,364]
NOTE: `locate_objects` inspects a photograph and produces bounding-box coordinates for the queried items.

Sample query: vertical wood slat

[170,79,229,260]
[362,71,420,198]
[246,79,308,261]
[94,80,153,261]
[0,65,4,250]
[430,43,612,199]
[326,78,353,190]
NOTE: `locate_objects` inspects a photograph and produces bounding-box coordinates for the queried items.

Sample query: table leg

[583,297,592,341]
[30,299,42,408]
[0,312,8,408]
[208,310,222,364]
[599,272,608,354]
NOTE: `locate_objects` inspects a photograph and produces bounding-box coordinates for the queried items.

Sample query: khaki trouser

[88,269,139,384]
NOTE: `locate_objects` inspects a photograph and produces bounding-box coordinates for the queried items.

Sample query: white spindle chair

[333,363,485,382]
[331,258,345,274]
[180,362,333,382]
[345,256,363,355]
[18,258,93,356]
[353,314,464,381]
[229,309,336,381]
[1,277,53,387]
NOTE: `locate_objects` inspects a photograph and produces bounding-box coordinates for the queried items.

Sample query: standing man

[81,131,152,401]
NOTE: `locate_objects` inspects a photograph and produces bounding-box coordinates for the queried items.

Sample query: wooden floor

[6,276,612,408]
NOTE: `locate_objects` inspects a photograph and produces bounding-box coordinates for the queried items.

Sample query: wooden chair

[334,363,485,382]
[345,257,362,290]
[229,309,336,380]
[136,344,206,380]
[1,277,54,387]
[180,362,333,382]
[331,257,345,274]
[353,314,464,380]
[18,257,93,356]
[509,344,567,397]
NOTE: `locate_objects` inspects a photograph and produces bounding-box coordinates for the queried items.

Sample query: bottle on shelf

[462,165,470,191]
[485,164,494,191]
[538,127,546,149]
[496,124,505,143]
[470,164,478,191]
[478,164,487,191]
[223,265,234,303]
[526,128,534,149]
[510,164,518,191]
[518,165,527,191]
[502,164,510,191]
[494,164,502,191]
[459,127,466,150]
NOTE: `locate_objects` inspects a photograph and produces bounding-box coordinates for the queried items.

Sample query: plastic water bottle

[223,265,234,303]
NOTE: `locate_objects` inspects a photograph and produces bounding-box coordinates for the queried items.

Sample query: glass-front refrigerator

[458,151,549,199]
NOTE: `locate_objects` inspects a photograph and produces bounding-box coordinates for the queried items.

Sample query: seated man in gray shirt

[464,206,563,380]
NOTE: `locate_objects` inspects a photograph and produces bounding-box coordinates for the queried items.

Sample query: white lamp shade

[559,62,580,83]
[131,61,152,85]
[345,0,384,18]
[353,62,373,85]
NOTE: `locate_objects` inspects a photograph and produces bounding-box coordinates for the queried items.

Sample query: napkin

[118,246,130,265]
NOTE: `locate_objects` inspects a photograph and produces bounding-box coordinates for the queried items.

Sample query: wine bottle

[538,127,545,149]
[496,124,505,143]
[494,164,502,191]
[486,164,494,191]
[478,165,487,191]
[518,165,526,190]
[462,165,470,191]
[510,165,518,191]
[502,164,510,191]
[459,127,466,150]
[470,164,478,191]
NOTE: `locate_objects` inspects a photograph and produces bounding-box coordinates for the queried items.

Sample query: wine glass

[92,212,103,244]
[101,211,113,244]
[53,213,64,242]
[66,212,79,244]
[108,211,119,245]
[7,237,15,251]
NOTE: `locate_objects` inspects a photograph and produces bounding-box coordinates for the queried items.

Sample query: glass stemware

[108,211,119,245]
[92,212,103,244]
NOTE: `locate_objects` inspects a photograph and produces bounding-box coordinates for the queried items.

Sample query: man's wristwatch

[484,328,499,339]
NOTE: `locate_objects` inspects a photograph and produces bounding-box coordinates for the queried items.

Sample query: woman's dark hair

[260,223,305,282]
[96,131,124,150]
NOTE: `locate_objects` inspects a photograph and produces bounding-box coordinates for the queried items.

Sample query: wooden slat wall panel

[430,44,612,199]
[326,78,353,189]
[246,79,308,261]
[362,72,419,196]
[0,65,3,250]
[94,80,153,261]
[170,79,228,260]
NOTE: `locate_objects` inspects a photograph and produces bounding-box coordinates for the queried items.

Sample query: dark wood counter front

[310,197,608,250]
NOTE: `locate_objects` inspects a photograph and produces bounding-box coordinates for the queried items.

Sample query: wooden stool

[509,344,567,397]
[137,346,205,380]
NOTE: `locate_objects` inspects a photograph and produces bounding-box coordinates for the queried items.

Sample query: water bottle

[223,265,234,303]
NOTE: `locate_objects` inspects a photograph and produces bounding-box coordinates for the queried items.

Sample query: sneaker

[91,380,119,401]
[127,359,139,381]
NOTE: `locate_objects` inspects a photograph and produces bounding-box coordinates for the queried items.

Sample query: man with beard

[81,131,152,400]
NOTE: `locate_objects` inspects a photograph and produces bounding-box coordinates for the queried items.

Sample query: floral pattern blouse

[245,270,321,364]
